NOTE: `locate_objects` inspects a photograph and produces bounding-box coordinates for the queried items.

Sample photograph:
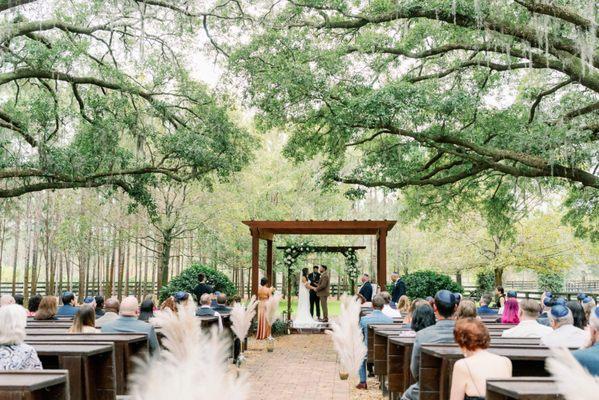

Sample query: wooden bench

[31,343,116,400]
[0,370,70,400]
[26,333,148,395]
[420,344,553,400]
[487,377,564,400]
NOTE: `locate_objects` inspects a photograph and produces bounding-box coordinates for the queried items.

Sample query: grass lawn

[278,297,342,318]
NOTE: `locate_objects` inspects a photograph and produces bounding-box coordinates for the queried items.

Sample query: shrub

[271,319,288,336]
[537,271,565,293]
[469,270,495,299]
[403,270,463,300]
[159,264,237,302]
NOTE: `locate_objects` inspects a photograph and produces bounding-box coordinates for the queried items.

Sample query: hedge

[402,270,463,300]
[159,264,237,302]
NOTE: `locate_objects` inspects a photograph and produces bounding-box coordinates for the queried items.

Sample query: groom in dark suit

[308,265,321,318]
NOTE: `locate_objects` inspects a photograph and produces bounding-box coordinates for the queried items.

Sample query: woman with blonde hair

[68,305,98,333]
[34,296,58,320]
[0,305,43,370]
[456,300,478,319]
[397,295,410,314]
[160,296,177,314]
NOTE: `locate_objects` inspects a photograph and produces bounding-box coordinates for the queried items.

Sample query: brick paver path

[244,334,383,400]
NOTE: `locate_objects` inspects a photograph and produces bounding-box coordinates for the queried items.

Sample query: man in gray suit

[401,290,458,400]
[101,296,160,354]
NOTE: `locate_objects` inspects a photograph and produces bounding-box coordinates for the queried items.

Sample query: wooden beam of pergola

[275,246,367,251]
[242,220,396,295]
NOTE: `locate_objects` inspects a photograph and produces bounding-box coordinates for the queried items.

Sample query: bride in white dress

[293,267,321,328]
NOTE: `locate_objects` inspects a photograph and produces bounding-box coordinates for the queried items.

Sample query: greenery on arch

[159,264,237,302]
[282,242,360,282]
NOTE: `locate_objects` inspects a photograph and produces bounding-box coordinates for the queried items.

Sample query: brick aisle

[243,334,384,400]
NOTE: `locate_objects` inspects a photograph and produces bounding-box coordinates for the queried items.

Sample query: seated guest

[196,293,223,331]
[450,318,512,400]
[379,291,401,318]
[456,300,477,319]
[502,299,552,338]
[210,292,220,308]
[476,293,497,315]
[94,296,105,317]
[577,293,587,304]
[454,293,462,305]
[34,296,58,320]
[567,300,587,329]
[56,292,78,317]
[174,291,190,307]
[402,290,458,400]
[83,296,96,309]
[13,294,24,307]
[356,294,393,390]
[27,294,42,317]
[68,305,98,333]
[403,298,426,325]
[496,286,506,311]
[541,305,588,348]
[212,293,232,314]
[399,302,436,337]
[538,295,555,326]
[160,296,177,314]
[139,299,155,322]
[573,306,599,376]
[96,298,120,328]
[0,305,43,370]
[501,298,520,324]
[397,295,410,314]
[102,296,160,354]
[0,294,15,307]
[357,273,373,304]
[582,297,596,326]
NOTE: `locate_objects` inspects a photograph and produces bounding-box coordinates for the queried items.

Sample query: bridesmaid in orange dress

[256,278,274,340]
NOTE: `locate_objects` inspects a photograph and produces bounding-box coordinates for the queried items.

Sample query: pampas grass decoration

[265,292,283,326]
[545,347,599,400]
[326,295,367,379]
[231,295,258,342]
[128,299,249,400]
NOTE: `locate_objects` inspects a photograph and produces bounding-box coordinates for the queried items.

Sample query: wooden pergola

[242,220,397,295]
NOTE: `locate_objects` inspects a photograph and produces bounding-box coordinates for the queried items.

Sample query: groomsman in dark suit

[391,272,407,307]
[308,265,321,318]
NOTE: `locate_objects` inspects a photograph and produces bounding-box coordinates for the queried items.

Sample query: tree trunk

[22,200,32,299]
[117,235,125,300]
[157,230,173,293]
[494,267,504,287]
[0,215,6,288]
[11,212,21,295]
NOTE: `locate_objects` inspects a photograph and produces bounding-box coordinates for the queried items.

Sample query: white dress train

[292,275,321,328]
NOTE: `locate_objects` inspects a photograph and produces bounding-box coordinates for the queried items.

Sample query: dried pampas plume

[231,295,258,342]
[129,299,249,400]
[265,292,283,326]
[545,347,599,400]
[326,295,366,378]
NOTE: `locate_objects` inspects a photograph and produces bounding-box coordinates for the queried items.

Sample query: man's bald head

[119,296,139,316]
[104,297,120,313]
[0,294,15,307]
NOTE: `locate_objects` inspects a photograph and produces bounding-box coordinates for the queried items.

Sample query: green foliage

[159,264,236,302]
[468,270,496,299]
[402,270,462,300]
[270,320,288,336]
[537,272,565,293]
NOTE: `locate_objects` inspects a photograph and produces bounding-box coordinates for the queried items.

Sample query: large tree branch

[1,19,132,44]
[529,78,574,123]
[563,101,599,121]
[0,0,37,12]
[514,0,598,36]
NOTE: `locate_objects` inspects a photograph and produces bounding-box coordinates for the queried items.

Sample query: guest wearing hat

[573,307,599,376]
[502,299,552,338]
[83,296,96,309]
[56,292,79,317]
[566,300,587,329]
[401,290,458,400]
[94,296,105,317]
[541,305,588,348]
[174,291,190,307]
[577,293,587,303]
[582,297,596,326]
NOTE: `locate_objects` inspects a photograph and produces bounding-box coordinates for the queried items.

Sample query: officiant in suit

[308,265,321,318]
[391,272,407,307]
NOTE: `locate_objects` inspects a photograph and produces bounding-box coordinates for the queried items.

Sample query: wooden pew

[26,333,148,396]
[387,336,417,398]
[419,344,554,400]
[0,370,70,400]
[31,343,116,400]
[486,377,564,400]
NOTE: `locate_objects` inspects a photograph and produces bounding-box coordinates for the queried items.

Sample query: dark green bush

[537,271,565,293]
[159,264,237,302]
[469,270,495,299]
[403,270,462,300]
[271,319,288,336]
